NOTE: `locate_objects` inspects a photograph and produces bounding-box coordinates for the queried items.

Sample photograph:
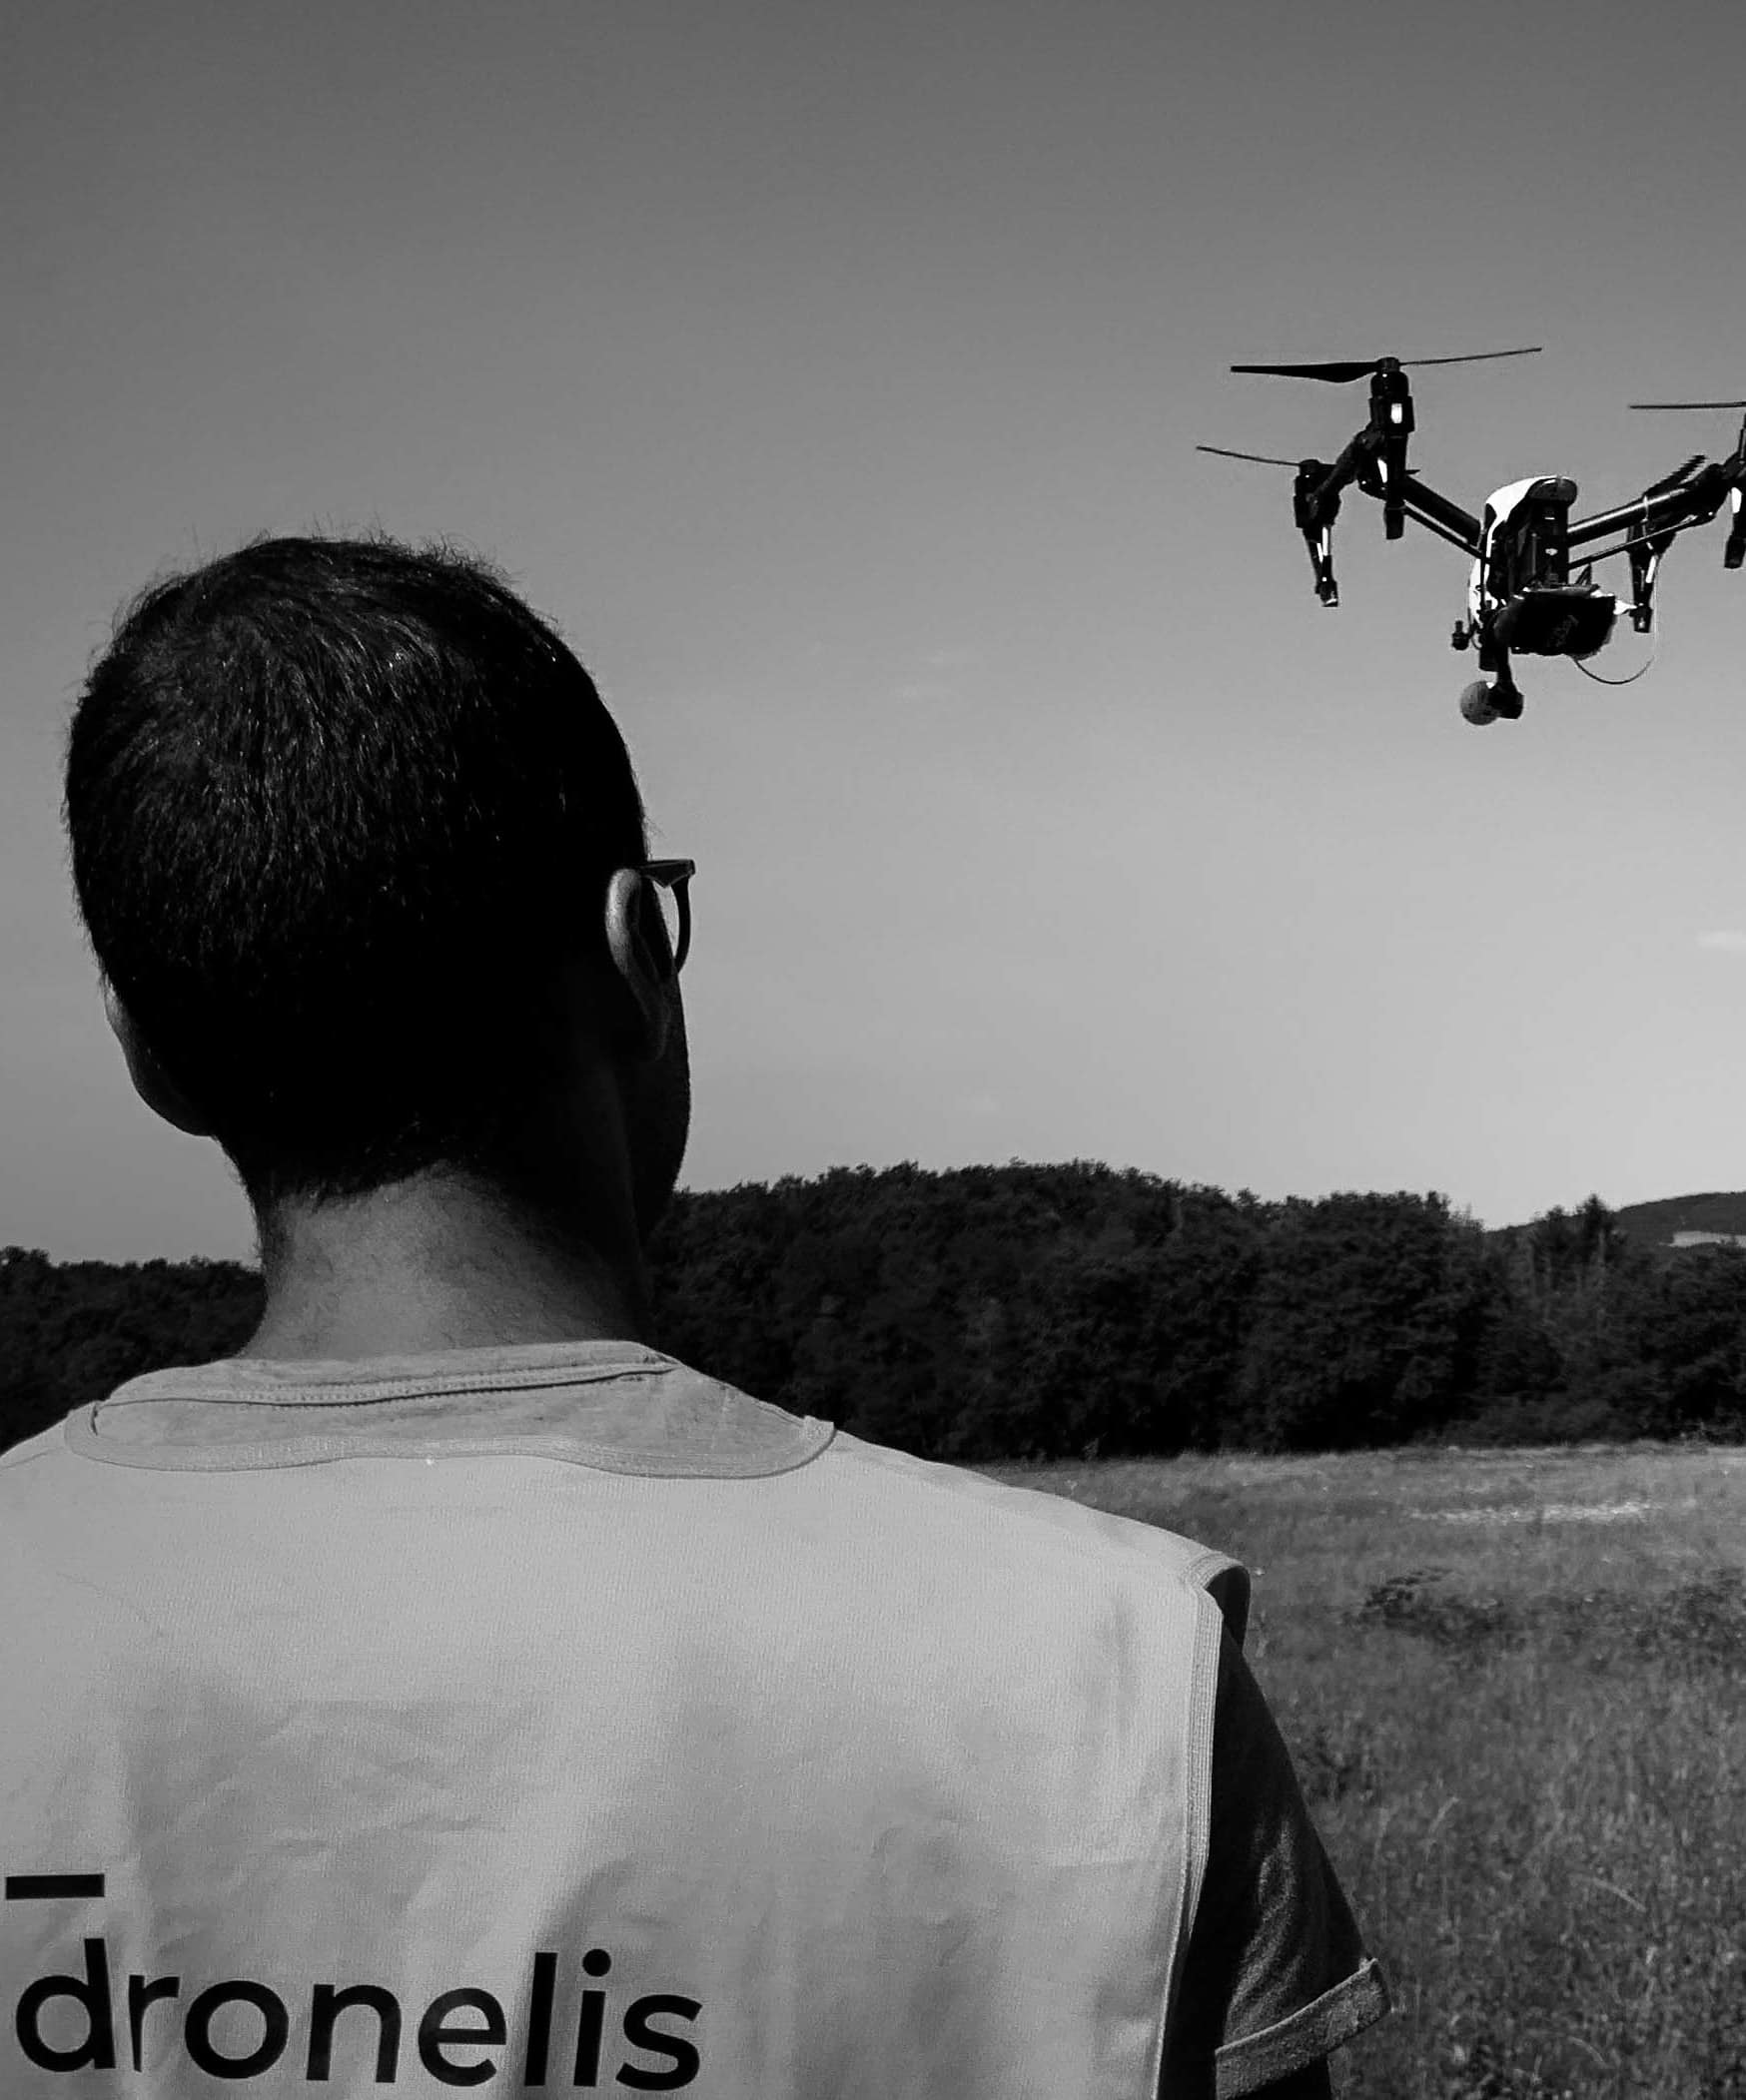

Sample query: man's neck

[238,1173,652,1364]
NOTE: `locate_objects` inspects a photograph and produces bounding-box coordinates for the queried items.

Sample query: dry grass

[980,1446,1746,2099]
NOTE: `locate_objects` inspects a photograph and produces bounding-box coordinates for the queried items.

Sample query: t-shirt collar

[66,1338,836,1479]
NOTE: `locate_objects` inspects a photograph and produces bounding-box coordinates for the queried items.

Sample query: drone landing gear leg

[1302,524,1337,605]
[1627,530,1675,633]
[1459,637,1523,726]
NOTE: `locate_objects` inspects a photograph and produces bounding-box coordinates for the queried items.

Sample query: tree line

[4,1163,1745,1461]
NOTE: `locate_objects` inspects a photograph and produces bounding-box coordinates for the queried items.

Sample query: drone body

[1200,352,1746,724]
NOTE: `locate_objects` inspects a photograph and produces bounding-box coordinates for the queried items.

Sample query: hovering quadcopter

[1199,348,1746,723]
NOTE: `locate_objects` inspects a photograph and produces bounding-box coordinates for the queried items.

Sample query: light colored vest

[1,1343,1246,2098]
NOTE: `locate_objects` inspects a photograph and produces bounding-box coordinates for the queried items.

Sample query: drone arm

[1391,476,1481,553]
[1314,428,1479,550]
[1395,508,1476,555]
[1567,470,1727,550]
[1298,438,1478,594]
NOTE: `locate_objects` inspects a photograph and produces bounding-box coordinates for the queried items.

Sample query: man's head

[63,533,689,1275]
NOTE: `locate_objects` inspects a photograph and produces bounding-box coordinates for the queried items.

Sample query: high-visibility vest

[2,1341,1248,2098]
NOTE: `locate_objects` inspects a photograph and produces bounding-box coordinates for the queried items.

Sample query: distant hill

[1608,1191,1746,1249]
[1485,1191,1746,1255]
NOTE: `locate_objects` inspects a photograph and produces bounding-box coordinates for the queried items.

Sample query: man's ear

[601,868,674,1061]
[102,981,213,1136]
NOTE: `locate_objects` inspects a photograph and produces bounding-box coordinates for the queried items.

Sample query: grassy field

[980,1445,1746,2100]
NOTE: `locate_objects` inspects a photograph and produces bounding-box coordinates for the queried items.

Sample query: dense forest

[5,1162,1746,1461]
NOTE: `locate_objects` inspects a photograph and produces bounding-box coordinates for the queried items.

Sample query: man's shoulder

[817,1428,1252,1642]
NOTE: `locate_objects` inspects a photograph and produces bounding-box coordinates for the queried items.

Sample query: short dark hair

[63,533,647,1218]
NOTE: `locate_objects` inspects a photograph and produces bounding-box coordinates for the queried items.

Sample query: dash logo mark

[5,1876,106,1902]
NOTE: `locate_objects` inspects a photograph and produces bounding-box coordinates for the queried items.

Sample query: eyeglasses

[633,859,695,976]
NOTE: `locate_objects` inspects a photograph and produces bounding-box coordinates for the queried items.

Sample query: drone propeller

[1193,444,1428,484]
[1631,398,1746,474]
[1232,347,1542,384]
[1640,454,1707,499]
[1629,402,1746,568]
[1195,444,1302,466]
[1196,442,1419,477]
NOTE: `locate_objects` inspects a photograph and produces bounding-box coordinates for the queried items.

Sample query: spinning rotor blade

[1196,444,1420,475]
[1402,348,1543,366]
[1196,444,1302,466]
[1631,400,1746,473]
[1232,347,1541,383]
[1231,360,1380,383]
[1640,454,1706,498]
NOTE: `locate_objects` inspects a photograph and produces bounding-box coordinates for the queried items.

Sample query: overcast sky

[6,0,1746,1263]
